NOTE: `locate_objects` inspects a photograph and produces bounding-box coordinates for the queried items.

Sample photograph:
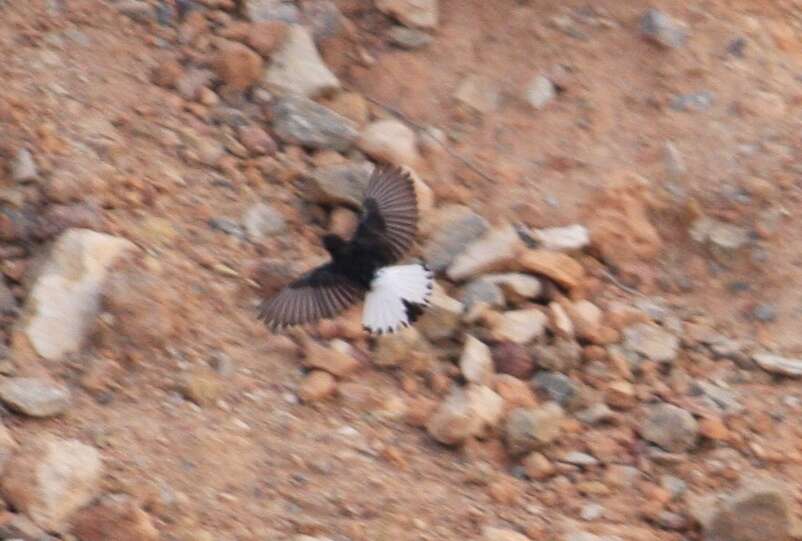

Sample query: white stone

[11,148,38,182]
[532,224,589,251]
[466,384,504,431]
[485,273,542,300]
[454,74,500,114]
[459,335,494,385]
[243,203,286,239]
[492,309,548,344]
[753,353,802,377]
[427,384,503,445]
[17,229,136,360]
[358,119,421,169]
[416,285,463,341]
[1,436,103,532]
[375,0,439,29]
[525,74,555,110]
[447,224,523,281]
[263,25,340,98]
[482,526,531,541]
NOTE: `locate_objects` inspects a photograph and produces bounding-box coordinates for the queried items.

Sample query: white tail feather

[362,264,433,334]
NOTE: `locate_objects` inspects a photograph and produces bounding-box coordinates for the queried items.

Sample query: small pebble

[525,74,556,110]
[388,25,433,49]
[11,148,38,182]
[640,8,689,49]
[727,37,747,57]
[671,91,714,112]
[580,503,604,521]
[561,451,599,467]
[753,303,777,322]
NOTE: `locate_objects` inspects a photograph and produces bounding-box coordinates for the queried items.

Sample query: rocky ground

[0,0,801,540]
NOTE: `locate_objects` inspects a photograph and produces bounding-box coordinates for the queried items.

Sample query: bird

[258,165,433,335]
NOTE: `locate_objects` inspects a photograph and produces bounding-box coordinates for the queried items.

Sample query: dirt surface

[0,0,801,540]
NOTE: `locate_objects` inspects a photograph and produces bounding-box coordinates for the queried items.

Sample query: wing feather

[353,166,419,263]
[258,263,363,330]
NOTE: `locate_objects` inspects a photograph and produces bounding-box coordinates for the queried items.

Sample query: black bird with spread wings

[258,166,433,334]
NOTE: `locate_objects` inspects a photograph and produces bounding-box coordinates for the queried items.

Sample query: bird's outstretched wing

[353,166,418,263]
[258,263,363,330]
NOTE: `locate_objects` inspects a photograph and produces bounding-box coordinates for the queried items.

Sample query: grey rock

[576,403,616,425]
[374,327,432,367]
[155,2,173,26]
[210,352,236,377]
[490,308,548,345]
[416,288,463,341]
[661,475,687,499]
[690,217,749,255]
[427,385,502,445]
[11,148,37,182]
[695,477,794,541]
[1,435,103,532]
[175,68,214,102]
[640,8,689,49]
[272,95,357,151]
[16,229,136,361]
[388,25,433,49]
[459,335,494,385]
[657,511,687,530]
[623,322,679,364]
[640,403,698,453]
[482,527,530,541]
[422,205,489,272]
[561,451,599,467]
[448,223,524,281]
[671,91,714,112]
[485,273,542,300]
[664,141,685,181]
[303,0,345,41]
[0,378,71,418]
[243,0,301,23]
[691,381,744,415]
[376,0,439,29]
[752,303,776,322]
[0,513,47,540]
[580,503,605,521]
[358,119,421,169]
[243,203,286,240]
[306,162,373,207]
[0,421,16,471]
[466,384,504,431]
[727,37,748,57]
[0,277,18,315]
[533,371,588,412]
[633,297,671,322]
[263,24,340,98]
[208,217,245,239]
[531,224,589,251]
[454,74,500,115]
[533,340,582,372]
[753,353,802,377]
[565,534,622,541]
[211,106,249,128]
[525,74,556,110]
[115,0,155,22]
[461,279,504,310]
[188,136,225,167]
[706,334,745,359]
[504,402,564,456]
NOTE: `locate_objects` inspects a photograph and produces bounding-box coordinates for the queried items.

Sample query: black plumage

[258,165,420,330]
